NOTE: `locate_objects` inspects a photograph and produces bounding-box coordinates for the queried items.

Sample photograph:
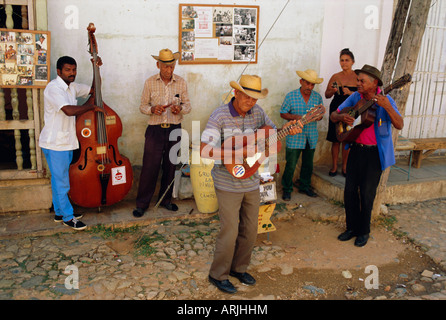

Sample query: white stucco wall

[46,0,393,166]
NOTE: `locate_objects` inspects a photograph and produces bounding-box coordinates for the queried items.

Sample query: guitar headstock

[301,104,326,124]
[384,73,412,94]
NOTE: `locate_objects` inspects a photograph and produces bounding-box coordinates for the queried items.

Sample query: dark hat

[355,64,383,86]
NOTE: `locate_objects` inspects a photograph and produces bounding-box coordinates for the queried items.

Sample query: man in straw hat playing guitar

[280,69,324,201]
[133,49,191,217]
[200,75,302,294]
[330,64,404,247]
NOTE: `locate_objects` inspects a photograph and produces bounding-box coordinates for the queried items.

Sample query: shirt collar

[56,76,71,91]
[156,73,176,84]
[228,97,253,117]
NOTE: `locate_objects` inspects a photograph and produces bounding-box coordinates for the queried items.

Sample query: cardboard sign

[259,181,276,203]
[258,203,276,234]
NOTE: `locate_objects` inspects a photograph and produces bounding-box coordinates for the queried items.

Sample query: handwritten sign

[259,181,276,203]
[258,203,276,234]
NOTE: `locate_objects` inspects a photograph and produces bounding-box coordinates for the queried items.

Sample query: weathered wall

[46,0,393,169]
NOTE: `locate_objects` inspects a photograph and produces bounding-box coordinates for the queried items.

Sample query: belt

[160,123,171,128]
[351,142,377,148]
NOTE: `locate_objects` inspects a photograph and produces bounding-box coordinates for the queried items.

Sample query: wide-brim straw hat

[229,74,268,99]
[152,48,180,65]
[296,69,324,84]
[355,64,383,86]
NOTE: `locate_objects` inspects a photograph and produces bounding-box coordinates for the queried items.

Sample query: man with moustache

[132,49,191,217]
[39,56,103,230]
[330,65,403,247]
[280,69,324,200]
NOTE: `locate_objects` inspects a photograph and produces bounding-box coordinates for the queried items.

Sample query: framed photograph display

[179,4,259,64]
[0,29,50,88]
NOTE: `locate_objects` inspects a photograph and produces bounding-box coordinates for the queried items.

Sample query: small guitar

[336,73,412,143]
[224,105,325,179]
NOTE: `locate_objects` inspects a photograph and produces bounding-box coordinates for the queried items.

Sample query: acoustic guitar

[224,105,325,179]
[335,73,412,143]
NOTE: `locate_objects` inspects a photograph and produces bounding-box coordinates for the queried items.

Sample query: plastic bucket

[190,149,218,214]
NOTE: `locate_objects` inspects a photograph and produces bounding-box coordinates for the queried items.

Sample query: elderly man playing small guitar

[200,75,322,294]
[330,64,404,247]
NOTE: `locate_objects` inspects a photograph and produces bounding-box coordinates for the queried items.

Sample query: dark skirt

[326,86,357,143]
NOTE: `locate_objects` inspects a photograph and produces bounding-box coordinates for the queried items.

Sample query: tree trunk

[372,0,432,219]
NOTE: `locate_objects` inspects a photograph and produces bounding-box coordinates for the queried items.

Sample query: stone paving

[0,196,445,300]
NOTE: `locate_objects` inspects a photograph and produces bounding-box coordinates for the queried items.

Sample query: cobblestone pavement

[0,197,445,301]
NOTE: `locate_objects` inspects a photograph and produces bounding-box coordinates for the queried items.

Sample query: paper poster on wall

[0,29,50,88]
[179,4,259,64]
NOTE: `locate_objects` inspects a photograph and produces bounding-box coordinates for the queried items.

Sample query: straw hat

[152,48,180,65]
[229,75,268,99]
[355,64,383,86]
[296,69,324,84]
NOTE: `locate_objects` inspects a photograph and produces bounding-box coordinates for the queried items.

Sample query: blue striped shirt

[201,98,276,192]
[280,88,322,149]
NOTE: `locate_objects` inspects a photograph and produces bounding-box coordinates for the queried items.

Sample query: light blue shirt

[280,88,322,149]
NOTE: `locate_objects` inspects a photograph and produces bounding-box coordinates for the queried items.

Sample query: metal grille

[402,0,446,139]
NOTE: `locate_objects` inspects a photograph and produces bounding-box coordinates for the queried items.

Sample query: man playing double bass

[330,65,404,247]
[39,56,103,230]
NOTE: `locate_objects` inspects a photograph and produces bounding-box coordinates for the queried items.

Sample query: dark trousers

[344,144,382,235]
[281,141,315,193]
[136,124,181,209]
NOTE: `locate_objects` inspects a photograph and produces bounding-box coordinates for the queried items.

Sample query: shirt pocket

[377,120,390,137]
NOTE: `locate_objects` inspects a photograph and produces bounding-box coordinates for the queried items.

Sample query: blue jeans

[42,148,74,222]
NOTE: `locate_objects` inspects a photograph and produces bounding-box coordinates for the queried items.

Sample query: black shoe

[299,189,317,197]
[162,202,178,211]
[54,213,83,223]
[337,230,356,241]
[63,218,87,231]
[229,271,256,285]
[354,234,369,247]
[329,170,337,177]
[282,191,291,201]
[132,207,145,218]
[208,275,237,294]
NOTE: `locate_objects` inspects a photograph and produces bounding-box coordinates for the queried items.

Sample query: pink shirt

[354,87,382,145]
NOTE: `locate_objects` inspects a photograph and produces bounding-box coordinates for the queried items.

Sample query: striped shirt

[280,88,322,149]
[201,98,276,192]
[140,73,191,125]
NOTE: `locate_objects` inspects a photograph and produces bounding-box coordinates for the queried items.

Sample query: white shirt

[39,76,90,151]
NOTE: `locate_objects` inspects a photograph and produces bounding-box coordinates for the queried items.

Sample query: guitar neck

[268,117,309,145]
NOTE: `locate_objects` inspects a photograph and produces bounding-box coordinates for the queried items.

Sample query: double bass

[68,23,133,208]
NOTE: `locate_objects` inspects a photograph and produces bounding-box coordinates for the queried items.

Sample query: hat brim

[296,71,323,84]
[152,52,181,65]
[230,81,269,99]
[355,69,383,86]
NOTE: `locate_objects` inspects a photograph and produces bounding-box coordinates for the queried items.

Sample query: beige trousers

[209,188,260,281]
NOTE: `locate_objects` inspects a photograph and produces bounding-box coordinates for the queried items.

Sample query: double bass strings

[92,52,110,175]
